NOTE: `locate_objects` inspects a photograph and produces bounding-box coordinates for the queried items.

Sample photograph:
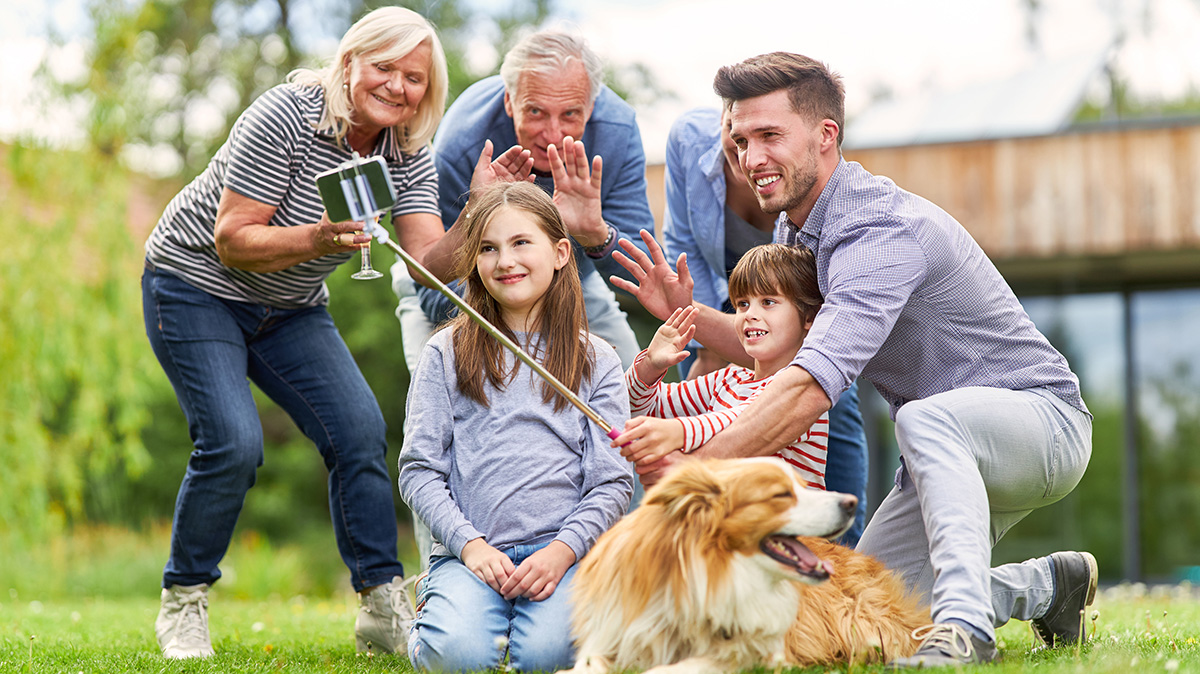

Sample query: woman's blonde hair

[449,182,593,412]
[289,7,448,154]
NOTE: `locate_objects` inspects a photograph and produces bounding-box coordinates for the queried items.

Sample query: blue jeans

[142,267,403,592]
[409,545,578,672]
[826,380,868,547]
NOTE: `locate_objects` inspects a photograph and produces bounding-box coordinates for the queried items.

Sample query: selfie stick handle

[373,231,620,438]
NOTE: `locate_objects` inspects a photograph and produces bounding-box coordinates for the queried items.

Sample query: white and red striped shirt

[625,351,829,488]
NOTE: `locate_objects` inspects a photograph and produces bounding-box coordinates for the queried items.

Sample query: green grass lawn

[3,585,1200,673]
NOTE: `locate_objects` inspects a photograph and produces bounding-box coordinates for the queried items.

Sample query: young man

[611,52,1096,667]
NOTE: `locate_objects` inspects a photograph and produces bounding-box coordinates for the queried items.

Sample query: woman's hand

[499,541,576,602]
[646,306,697,372]
[612,416,686,465]
[313,212,370,255]
[460,538,515,593]
[609,229,695,321]
[213,188,369,272]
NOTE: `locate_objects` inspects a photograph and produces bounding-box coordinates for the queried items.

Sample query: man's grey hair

[500,31,604,105]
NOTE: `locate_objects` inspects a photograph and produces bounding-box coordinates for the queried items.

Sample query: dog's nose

[840,494,858,517]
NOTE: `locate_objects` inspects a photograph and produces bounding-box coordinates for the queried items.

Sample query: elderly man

[391,30,653,374]
[613,52,1097,668]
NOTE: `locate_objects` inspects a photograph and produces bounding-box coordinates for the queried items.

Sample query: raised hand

[547,137,608,248]
[609,229,695,321]
[469,139,534,194]
[646,306,698,372]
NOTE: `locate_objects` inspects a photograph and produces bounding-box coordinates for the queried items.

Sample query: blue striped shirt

[779,159,1087,419]
[145,83,439,309]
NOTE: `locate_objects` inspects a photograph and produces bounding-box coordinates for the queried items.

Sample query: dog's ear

[645,460,726,523]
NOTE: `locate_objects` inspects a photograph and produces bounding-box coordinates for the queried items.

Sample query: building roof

[844,48,1110,150]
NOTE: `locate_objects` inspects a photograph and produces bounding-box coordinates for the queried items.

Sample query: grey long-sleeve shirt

[399,328,633,561]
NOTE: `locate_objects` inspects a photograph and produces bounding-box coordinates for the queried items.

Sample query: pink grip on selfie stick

[607,428,622,441]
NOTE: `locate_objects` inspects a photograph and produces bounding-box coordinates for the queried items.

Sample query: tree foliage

[40,0,560,179]
[0,142,162,539]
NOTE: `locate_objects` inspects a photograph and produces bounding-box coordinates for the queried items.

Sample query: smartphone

[315,155,397,222]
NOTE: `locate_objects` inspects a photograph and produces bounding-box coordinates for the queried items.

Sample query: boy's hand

[499,541,576,602]
[612,416,686,465]
[645,306,698,372]
[461,538,515,593]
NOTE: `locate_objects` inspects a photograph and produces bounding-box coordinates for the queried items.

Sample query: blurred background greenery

[4,0,1200,603]
[0,0,674,600]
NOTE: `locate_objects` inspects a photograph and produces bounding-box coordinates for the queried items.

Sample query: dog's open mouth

[761,535,834,580]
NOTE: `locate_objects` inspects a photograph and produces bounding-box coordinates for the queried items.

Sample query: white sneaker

[155,584,215,659]
[355,575,416,654]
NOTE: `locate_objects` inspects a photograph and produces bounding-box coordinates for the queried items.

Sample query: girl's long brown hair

[448,182,593,412]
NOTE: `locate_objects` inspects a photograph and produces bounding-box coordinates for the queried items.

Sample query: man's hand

[612,416,687,465]
[609,230,695,321]
[460,538,515,593]
[634,449,693,488]
[499,540,576,602]
[547,137,608,248]
[469,140,534,194]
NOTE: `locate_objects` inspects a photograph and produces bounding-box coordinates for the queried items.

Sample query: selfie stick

[333,157,622,439]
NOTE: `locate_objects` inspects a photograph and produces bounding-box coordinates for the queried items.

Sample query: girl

[612,244,830,487]
[399,181,633,672]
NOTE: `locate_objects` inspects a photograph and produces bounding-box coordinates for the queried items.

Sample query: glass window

[1131,288,1200,582]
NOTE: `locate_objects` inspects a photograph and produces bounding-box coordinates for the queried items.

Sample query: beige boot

[355,576,416,654]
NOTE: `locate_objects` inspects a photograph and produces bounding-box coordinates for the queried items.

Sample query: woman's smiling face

[344,40,432,140]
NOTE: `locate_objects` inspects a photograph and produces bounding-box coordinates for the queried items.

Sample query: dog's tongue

[761,535,834,578]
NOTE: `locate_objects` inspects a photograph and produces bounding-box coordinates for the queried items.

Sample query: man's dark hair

[713,52,845,147]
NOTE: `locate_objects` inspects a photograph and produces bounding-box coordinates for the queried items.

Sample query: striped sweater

[625,351,829,487]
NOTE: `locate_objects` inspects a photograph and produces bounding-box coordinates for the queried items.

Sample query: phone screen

[315,156,398,222]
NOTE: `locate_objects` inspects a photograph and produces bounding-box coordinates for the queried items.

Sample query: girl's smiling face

[476,206,571,332]
[735,291,813,380]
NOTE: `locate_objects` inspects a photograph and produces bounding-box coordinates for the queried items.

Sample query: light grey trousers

[856,386,1092,642]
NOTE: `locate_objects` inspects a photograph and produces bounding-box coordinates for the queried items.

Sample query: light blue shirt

[781,159,1088,418]
[662,108,731,314]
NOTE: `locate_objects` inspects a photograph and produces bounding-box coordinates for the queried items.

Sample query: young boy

[612,244,829,486]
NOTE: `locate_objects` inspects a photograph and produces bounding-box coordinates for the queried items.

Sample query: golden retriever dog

[561,458,928,674]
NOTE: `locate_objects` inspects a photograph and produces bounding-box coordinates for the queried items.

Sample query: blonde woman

[143,7,458,659]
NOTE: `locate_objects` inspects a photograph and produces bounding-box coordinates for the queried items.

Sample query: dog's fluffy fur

[561,458,928,674]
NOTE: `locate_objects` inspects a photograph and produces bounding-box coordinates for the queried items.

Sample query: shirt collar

[699,137,725,182]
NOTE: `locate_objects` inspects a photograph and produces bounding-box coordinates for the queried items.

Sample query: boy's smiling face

[734,291,813,380]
